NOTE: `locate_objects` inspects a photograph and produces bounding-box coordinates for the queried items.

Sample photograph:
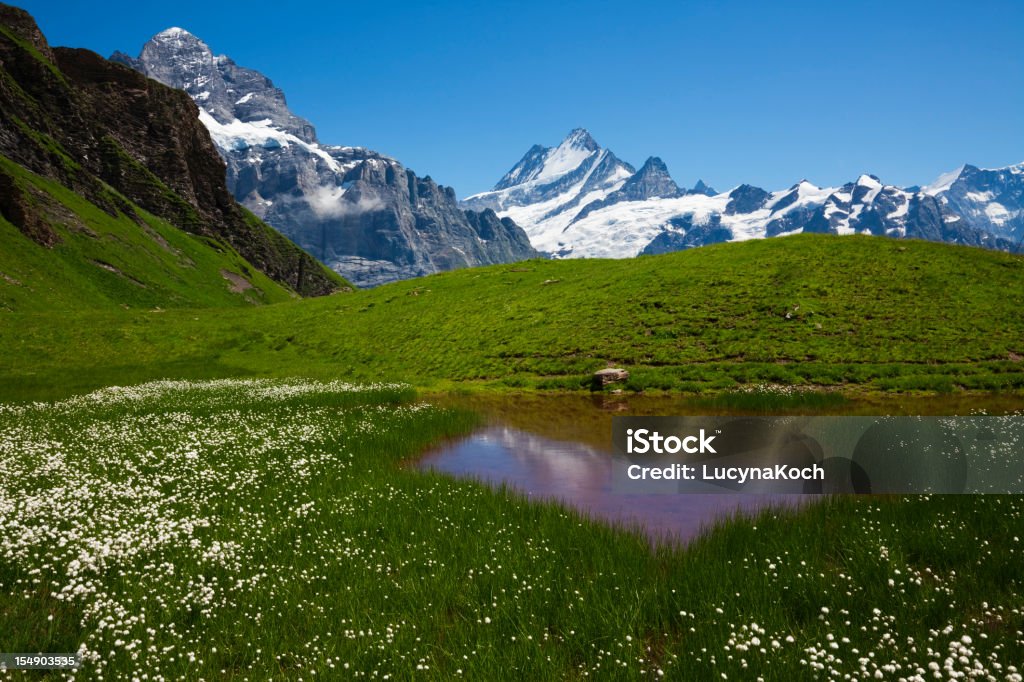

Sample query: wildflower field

[1,380,1022,680]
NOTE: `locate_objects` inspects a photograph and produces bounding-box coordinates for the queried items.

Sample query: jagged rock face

[690,179,717,197]
[924,164,1024,243]
[115,30,538,287]
[573,156,681,223]
[725,185,770,215]
[466,129,1022,258]
[0,4,340,296]
[621,157,681,200]
[277,159,541,288]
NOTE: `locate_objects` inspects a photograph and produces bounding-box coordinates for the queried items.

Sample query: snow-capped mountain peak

[113,29,538,287]
[530,132,598,183]
[492,128,603,191]
[561,127,599,151]
[121,26,318,143]
[465,130,1023,258]
[462,129,637,254]
[851,174,884,204]
[153,26,196,41]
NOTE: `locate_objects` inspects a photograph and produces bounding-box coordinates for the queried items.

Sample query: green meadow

[1,5,1022,676]
[0,380,1020,680]
[3,234,1024,401]
[2,236,1023,679]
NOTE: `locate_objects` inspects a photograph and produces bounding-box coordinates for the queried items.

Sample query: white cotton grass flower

[0,378,424,678]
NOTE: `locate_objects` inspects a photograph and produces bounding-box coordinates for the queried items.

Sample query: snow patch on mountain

[923,165,965,196]
[531,139,595,184]
[197,109,341,172]
[557,195,724,258]
[154,27,192,42]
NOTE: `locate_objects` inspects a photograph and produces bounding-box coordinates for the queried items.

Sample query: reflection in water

[419,425,806,545]
[420,392,1024,544]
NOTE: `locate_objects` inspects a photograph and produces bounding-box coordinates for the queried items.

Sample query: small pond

[418,392,1024,544]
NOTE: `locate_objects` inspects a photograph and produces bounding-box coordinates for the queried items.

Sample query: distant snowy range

[115,29,1023,285]
[464,128,1024,259]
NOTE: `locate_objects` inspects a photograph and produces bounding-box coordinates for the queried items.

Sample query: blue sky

[19,0,1024,196]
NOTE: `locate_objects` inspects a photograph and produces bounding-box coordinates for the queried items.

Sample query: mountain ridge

[463,128,1023,258]
[113,28,539,288]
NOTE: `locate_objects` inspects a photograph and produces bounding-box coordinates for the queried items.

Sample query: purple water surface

[419,424,805,544]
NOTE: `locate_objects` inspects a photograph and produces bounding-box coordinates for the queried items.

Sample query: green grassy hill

[3,234,1023,399]
[0,156,309,311]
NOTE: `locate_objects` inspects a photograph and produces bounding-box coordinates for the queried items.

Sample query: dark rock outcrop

[641,215,731,255]
[573,156,681,222]
[724,184,771,215]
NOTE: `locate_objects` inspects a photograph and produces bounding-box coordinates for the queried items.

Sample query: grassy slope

[0,155,311,312]
[3,234,1024,399]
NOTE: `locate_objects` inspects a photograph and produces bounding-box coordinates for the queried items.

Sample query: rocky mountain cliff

[922,163,1024,242]
[0,4,342,298]
[465,129,1021,258]
[113,30,538,288]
